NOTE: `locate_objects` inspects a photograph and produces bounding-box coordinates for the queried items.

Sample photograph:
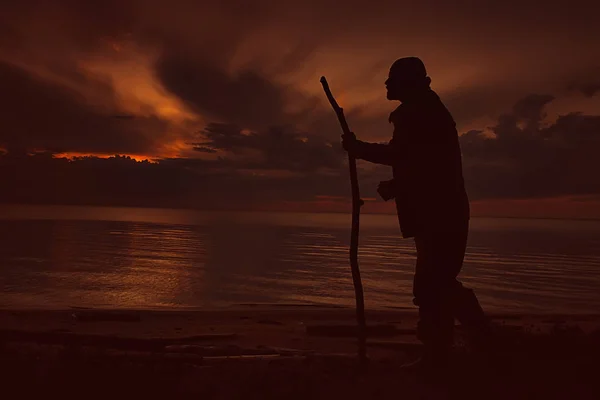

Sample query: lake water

[0,205,599,314]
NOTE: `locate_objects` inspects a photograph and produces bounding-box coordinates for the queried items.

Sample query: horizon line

[1,203,599,222]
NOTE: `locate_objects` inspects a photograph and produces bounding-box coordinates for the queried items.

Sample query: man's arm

[345,139,395,166]
[343,107,407,166]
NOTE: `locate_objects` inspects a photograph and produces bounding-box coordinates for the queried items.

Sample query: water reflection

[0,206,599,313]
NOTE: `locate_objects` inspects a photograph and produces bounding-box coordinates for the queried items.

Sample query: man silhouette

[342,57,490,371]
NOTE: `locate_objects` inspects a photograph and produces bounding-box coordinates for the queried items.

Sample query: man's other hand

[377,179,396,201]
[342,133,357,154]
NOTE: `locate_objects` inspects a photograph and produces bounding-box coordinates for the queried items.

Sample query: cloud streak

[0,61,170,155]
[461,94,600,199]
[1,0,600,216]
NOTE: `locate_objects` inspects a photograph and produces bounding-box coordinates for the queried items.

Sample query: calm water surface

[0,205,599,313]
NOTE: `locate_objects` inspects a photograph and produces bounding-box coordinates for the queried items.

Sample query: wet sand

[1,307,599,399]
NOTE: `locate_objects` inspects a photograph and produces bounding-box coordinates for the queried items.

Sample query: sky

[1,0,600,218]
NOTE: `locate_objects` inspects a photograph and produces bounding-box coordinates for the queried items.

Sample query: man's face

[385,70,415,101]
[385,71,409,101]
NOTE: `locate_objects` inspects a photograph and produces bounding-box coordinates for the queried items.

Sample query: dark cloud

[0,153,196,208]
[0,62,169,155]
[3,92,600,212]
[3,0,600,140]
[580,84,600,98]
[438,83,524,128]
[154,44,321,131]
[566,67,600,97]
[511,94,555,123]
[156,50,286,129]
[460,94,600,200]
[192,123,344,172]
[0,2,172,155]
[568,82,600,98]
[0,1,138,57]
[0,151,351,209]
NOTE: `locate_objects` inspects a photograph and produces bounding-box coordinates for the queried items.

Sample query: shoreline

[2,202,600,222]
[2,306,599,398]
[3,203,600,222]
[2,307,599,335]
[1,304,599,317]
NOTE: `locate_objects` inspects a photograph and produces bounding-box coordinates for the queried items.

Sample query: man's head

[385,57,432,101]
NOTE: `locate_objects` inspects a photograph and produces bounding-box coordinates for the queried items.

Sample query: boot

[398,343,452,378]
[454,287,488,328]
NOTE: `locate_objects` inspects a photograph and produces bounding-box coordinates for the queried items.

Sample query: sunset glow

[1,1,599,218]
[52,152,157,163]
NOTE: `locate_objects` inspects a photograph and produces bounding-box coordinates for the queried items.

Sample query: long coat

[353,89,470,238]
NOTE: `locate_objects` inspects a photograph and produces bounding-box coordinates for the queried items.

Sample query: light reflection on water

[0,205,599,313]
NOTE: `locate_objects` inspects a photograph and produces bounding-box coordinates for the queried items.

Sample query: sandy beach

[2,306,599,399]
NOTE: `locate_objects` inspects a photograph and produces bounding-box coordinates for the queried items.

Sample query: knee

[414,277,457,303]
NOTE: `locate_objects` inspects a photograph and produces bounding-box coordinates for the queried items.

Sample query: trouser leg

[412,222,486,357]
[413,235,462,358]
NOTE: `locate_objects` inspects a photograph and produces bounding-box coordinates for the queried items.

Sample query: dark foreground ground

[1,308,599,399]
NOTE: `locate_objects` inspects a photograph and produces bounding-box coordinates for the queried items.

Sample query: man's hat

[389,57,428,79]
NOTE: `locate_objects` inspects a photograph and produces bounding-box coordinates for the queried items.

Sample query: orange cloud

[52,152,156,163]
[78,38,198,124]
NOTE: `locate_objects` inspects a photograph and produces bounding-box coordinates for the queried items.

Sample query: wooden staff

[320,76,367,366]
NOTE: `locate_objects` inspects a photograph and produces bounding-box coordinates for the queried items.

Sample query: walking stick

[320,76,367,367]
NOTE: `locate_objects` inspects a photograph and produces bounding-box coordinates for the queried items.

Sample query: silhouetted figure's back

[354,83,469,238]
[343,57,490,373]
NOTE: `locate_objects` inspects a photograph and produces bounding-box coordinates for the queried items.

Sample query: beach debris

[257,319,283,326]
[394,328,417,335]
[0,330,238,351]
[543,318,566,324]
[164,344,313,358]
[551,323,584,337]
[165,344,315,357]
[257,346,316,356]
[490,314,522,321]
[305,323,399,338]
[71,311,141,323]
[203,354,282,361]
[165,344,275,356]
[51,328,72,333]
[365,340,422,352]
